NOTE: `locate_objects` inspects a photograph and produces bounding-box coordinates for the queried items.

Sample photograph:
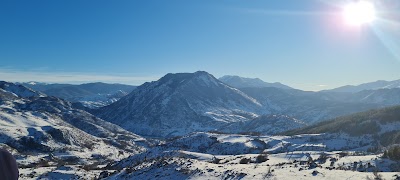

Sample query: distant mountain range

[20,82,136,108]
[94,71,399,137]
[218,75,293,89]
[325,79,400,93]
[4,72,400,138]
[3,74,400,178]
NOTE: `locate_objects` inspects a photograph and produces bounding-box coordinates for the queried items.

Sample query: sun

[343,1,376,26]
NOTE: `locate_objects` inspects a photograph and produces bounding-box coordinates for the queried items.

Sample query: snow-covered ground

[7,131,400,179]
[93,132,400,179]
[106,150,400,180]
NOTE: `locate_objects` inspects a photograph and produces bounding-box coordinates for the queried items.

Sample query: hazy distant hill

[325,79,400,93]
[284,105,400,146]
[239,87,380,123]
[21,82,136,108]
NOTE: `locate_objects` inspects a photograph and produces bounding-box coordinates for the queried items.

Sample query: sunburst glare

[343,1,376,26]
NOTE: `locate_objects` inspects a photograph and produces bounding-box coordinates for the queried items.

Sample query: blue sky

[1,0,400,90]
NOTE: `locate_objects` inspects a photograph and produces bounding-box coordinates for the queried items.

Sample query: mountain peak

[157,71,219,89]
[161,71,212,79]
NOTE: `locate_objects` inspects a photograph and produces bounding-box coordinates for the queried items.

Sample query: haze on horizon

[1,0,400,91]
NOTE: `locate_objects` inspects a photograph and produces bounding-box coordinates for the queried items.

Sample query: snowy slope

[1,81,45,98]
[0,81,150,179]
[0,82,149,154]
[240,115,306,134]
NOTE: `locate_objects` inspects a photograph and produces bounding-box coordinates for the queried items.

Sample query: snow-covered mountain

[0,81,150,178]
[96,71,263,137]
[219,75,293,89]
[326,79,400,93]
[21,82,136,108]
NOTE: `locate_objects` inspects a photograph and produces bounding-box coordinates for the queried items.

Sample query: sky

[1,0,400,91]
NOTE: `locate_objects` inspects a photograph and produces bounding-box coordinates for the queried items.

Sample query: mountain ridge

[219,75,293,89]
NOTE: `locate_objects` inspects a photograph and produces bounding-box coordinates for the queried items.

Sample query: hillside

[284,105,400,146]
[0,81,150,178]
